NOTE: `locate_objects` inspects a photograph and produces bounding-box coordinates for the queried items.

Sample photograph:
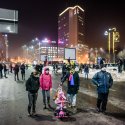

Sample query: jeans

[97,93,109,112]
[28,92,38,114]
[42,90,50,105]
[84,73,88,79]
[67,94,77,106]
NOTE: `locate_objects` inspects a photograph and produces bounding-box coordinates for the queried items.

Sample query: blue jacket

[92,70,113,93]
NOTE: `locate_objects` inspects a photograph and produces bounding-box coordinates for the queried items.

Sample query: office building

[58,5,87,60]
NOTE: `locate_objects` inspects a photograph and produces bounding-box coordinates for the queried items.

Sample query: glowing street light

[42,38,49,43]
[35,37,39,41]
[104,27,120,63]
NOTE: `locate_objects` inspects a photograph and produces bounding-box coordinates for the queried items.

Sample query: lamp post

[38,41,41,61]
[33,37,41,62]
[104,30,111,54]
[29,45,34,62]
[104,27,119,63]
[35,37,41,62]
[42,38,50,65]
[26,47,29,63]
[95,48,98,64]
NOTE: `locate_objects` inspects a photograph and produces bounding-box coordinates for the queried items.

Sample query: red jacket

[40,68,52,90]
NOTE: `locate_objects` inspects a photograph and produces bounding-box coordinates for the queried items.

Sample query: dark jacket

[3,64,7,72]
[20,64,25,73]
[61,71,80,94]
[84,65,89,73]
[26,74,40,93]
[0,63,3,71]
[92,70,113,93]
[14,65,19,73]
[62,64,67,73]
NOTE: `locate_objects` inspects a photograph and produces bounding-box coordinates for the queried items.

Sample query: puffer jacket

[92,70,113,93]
[39,68,52,90]
[26,73,40,93]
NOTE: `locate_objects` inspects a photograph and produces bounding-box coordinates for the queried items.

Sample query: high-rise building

[58,5,87,60]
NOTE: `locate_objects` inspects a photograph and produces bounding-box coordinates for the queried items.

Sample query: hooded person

[26,71,40,116]
[92,67,113,113]
[61,68,80,113]
[40,68,52,109]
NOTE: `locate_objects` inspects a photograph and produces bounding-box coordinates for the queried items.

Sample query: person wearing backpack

[40,68,52,109]
[26,71,40,116]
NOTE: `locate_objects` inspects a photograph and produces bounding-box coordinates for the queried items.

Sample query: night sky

[0,0,125,57]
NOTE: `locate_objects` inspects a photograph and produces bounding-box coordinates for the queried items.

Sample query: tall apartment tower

[58,5,85,58]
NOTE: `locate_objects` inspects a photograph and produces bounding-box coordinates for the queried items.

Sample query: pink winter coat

[40,68,52,90]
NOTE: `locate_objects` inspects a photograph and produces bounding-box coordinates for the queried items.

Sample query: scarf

[69,74,74,86]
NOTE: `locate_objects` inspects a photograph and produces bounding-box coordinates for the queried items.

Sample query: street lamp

[29,45,34,61]
[104,30,111,54]
[33,37,41,62]
[104,27,120,63]
[38,42,41,61]
[95,48,98,63]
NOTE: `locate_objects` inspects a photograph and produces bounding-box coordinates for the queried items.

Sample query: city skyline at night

[0,0,125,57]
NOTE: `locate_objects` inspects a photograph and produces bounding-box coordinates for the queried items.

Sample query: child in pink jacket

[40,68,52,109]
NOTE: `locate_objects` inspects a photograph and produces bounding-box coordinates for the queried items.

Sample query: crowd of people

[25,61,113,117]
[0,62,28,81]
[0,60,116,118]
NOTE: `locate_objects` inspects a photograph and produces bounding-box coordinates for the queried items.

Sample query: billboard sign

[0,8,18,33]
[64,48,76,60]
[0,22,18,33]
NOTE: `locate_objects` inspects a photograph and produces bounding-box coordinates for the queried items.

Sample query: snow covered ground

[44,66,125,82]
[79,68,125,82]
[43,66,125,111]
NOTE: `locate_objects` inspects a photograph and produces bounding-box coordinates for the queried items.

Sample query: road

[0,67,125,125]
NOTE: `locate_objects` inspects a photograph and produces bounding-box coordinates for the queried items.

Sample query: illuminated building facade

[36,43,58,61]
[58,5,86,59]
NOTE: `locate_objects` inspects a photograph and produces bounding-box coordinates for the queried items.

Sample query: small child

[53,85,68,118]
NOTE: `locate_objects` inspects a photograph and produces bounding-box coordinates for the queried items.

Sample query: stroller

[54,85,69,119]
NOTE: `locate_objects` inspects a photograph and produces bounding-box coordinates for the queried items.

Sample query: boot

[47,97,52,109]
[28,106,31,116]
[43,104,47,109]
[72,106,77,114]
[32,106,36,115]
